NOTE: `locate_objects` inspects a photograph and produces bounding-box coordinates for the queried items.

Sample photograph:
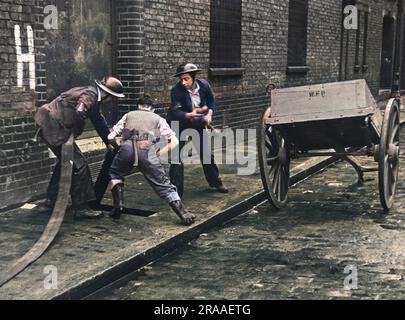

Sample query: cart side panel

[269,80,377,125]
[366,84,383,137]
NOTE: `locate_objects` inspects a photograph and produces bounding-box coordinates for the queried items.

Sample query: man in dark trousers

[106,95,196,225]
[34,76,125,218]
[167,63,228,197]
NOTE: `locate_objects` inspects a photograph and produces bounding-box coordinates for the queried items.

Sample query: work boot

[110,183,124,219]
[169,200,196,226]
[215,184,229,194]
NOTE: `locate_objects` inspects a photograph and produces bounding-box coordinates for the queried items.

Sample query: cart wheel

[258,108,290,209]
[379,98,400,212]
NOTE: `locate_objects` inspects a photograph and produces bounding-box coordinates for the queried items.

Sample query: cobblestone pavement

[100,128,405,300]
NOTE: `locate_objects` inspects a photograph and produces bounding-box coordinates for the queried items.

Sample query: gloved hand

[107,139,120,152]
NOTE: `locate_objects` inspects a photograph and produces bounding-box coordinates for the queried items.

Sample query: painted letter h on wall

[14,25,36,90]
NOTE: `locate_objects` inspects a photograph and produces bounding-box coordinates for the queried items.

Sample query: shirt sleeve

[158,117,176,141]
[108,114,127,140]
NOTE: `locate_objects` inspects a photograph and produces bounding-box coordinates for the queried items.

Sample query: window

[354,12,361,72]
[362,11,369,71]
[287,0,309,73]
[210,0,243,75]
[354,4,369,73]
[347,1,369,73]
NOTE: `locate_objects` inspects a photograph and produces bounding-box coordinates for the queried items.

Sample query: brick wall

[33,0,47,105]
[115,0,145,115]
[0,0,402,210]
[141,0,394,130]
[290,0,342,86]
[143,0,211,102]
[142,0,285,127]
[340,0,386,96]
[0,0,51,210]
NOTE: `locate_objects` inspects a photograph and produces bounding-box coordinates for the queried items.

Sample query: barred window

[362,11,369,69]
[287,0,309,67]
[354,11,361,72]
[210,0,242,68]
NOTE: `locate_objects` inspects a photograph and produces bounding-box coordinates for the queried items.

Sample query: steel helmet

[173,63,202,77]
[95,76,125,98]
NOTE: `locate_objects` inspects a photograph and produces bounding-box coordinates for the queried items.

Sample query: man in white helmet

[34,76,125,218]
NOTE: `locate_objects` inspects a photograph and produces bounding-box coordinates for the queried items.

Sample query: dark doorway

[380,15,396,90]
[44,0,118,129]
[401,22,405,90]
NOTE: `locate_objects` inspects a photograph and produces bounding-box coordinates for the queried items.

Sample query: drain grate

[88,161,104,180]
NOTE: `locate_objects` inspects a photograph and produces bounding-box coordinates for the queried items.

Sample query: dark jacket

[34,86,110,146]
[167,79,215,128]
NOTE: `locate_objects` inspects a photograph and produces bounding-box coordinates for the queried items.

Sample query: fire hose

[0,134,74,287]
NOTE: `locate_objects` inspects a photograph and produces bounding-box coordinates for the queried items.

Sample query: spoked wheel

[258,108,290,209]
[378,98,400,212]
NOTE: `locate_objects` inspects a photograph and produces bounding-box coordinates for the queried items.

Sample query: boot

[169,200,196,226]
[215,184,229,194]
[110,183,124,219]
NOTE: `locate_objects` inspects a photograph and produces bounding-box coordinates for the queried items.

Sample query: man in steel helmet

[34,76,125,218]
[167,63,228,197]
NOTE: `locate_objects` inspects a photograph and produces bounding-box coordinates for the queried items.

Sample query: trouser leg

[169,140,185,198]
[138,148,181,203]
[70,143,96,207]
[195,128,222,188]
[47,143,95,208]
[93,148,118,204]
[138,148,194,225]
[109,140,135,186]
[46,145,61,204]
[108,141,135,219]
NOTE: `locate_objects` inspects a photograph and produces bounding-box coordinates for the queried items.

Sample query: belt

[122,128,152,142]
[134,134,150,142]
